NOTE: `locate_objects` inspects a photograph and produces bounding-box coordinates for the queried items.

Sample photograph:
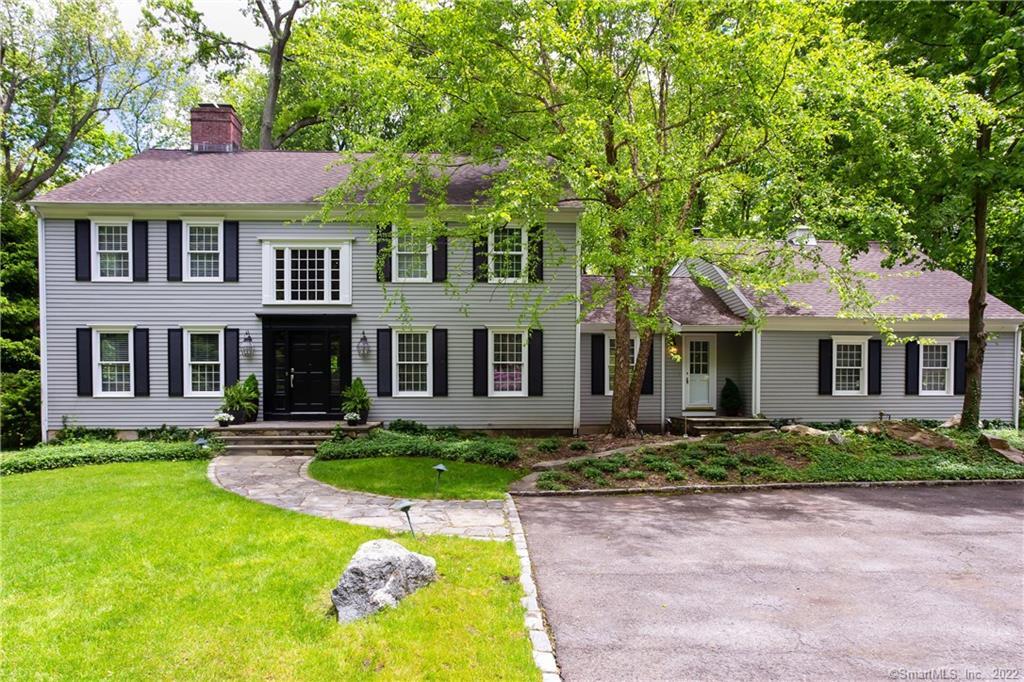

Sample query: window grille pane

[397,252,428,279]
[331,249,340,300]
[100,363,131,393]
[396,333,428,393]
[97,225,128,252]
[922,345,948,368]
[188,225,219,252]
[689,341,708,375]
[922,368,947,392]
[290,248,326,301]
[493,225,521,252]
[191,363,221,393]
[835,343,862,368]
[493,253,523,279]
[189,252,220,278]
[99,333,129,362]
[607,338,638,392]
[190,333,219,362]
[275,249,285,300]
[492,332,524,392]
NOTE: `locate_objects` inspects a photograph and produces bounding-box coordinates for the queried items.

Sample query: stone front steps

[670,416,773,437]
[214,421,381,457]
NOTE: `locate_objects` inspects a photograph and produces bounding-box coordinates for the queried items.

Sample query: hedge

[1,440,218,476]
[317,430,518,465]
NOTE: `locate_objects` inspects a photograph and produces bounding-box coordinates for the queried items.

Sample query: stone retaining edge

[512,477,1024,497]
[504,494,562,682]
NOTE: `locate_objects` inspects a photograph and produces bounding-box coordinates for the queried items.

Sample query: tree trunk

[260,41,284,149]
[960,123,990,430]
[609,270,637,436]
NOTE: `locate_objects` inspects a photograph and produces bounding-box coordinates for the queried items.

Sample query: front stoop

[670,416,772,437]
[215,421,381,456]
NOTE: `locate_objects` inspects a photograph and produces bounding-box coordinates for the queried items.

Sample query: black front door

[261,315,352,419]
[288,330,330,412]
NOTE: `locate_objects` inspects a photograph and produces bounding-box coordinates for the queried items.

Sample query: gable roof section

[744,241,1022,321]
[581,275,744,327]
[31,149,505,206]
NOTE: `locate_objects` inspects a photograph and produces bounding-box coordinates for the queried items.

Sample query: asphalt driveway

[516,484,1024,681]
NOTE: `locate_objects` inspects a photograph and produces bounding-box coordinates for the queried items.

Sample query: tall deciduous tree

[848,1,1023,430]
[314,0,948,434]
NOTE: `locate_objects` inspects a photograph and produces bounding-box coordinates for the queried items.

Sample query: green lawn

[309,457,524,500]
[1,462,537,680]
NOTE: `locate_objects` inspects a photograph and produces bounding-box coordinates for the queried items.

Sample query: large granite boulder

[979,434,1024,465]
[781,424,828,437]
[855,421,958,451]
[331,539,437,623]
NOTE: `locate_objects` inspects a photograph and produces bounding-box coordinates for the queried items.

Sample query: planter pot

[358,409,369,425]
[228,409,247,425]
[346,419,360,427]
[217,421,230,428]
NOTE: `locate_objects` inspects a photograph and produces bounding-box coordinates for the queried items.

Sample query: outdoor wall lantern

[241,331,255,359]
[392,499,415,537]
[357,331,370,358]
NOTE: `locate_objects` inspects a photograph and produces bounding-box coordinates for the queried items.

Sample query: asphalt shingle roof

[582,275,744,326]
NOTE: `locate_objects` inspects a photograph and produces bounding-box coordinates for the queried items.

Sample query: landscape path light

[433,463,448,496]
[392,499,415,537]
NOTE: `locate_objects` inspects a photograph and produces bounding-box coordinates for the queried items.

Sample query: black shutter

[133,328,150,397]
[472,237,488,283]
[224,220,239,282]
[591,333,606,395]
[166,220,182,281]
[472,329,488,396]
[132,220,148,282]
[432,235,447,282]
[224,328,240,387]
[905,341,920,395]
[433,328,448,396]
[818,339,833,395]
[168,329,184,396]
[376,328,392,396]
[376,224,392,282]
[528,224,544,282]
[641,343,654,394]
[76,328,93,396]
[954,339,968,395]
[868,339,882,395]
[75,219,91,281]
[528,329,543,396]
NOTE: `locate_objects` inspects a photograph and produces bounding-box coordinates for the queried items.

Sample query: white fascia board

[762,316,1024,333]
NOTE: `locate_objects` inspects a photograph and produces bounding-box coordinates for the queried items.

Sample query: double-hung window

[93,327,133,396]
[393,329,432,396]
[92,218,132,281]
[184,219,223,281]
[184,327,223,397]
[393,232,431,282]
[488,224,527,283]
[489,329,527,396]
[832,336,868,396]
[920,339,954,395]
[261,239,352,304]
[606,333,639,395]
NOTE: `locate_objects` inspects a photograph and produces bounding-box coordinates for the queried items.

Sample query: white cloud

[112,0,269,48]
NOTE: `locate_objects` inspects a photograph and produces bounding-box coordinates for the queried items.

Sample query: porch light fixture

[357,331,370,358]
[433,463,447,496]
[241,331,255,359]
[392,499,415,537]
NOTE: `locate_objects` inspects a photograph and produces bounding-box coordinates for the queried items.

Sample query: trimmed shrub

[720,377,743,416]
[536,437,562,453]
[52,416,118,444]
[696,463,729,481]
[1,370,41,450]
[1,440,216,476]
[666,470,687,482]
[386,419,430,435]
[137,424,213,442]
[317,430,517,465]
[536,471,570,491]
[568,440,589,452]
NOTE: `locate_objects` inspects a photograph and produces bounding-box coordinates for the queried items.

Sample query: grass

[1,462,537,680]
[309,457,524,500]
[540,430,1024,490]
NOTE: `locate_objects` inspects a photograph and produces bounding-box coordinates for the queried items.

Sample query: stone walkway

[208,455,509,540]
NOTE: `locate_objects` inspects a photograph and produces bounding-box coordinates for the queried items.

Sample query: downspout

[752,327,761,417]
[572,228,581,435]
[1014,325,1021,430]
[659,333,666,432]
[33,208,49,442]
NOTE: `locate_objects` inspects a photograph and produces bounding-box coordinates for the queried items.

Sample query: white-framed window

[183,219,223,282]
[260,239,353,304]
[605,333,639,395]
[92,326,134,397]
[920,339,954,396]
[91,217,132,281]
[832,335,868,396]
[393,329,432,396]
[489,329,528,396]
[184,326,223,397]
[392,231,432,282]
[488,224,527,284]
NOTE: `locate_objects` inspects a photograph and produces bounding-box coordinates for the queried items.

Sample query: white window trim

[605,332,640,396]
[182,218,224,283]
[92,325,135,397]
[90,217,132,282]
[919,337,955,396]
[391,232,433,283]
[260,239,353,305]
[392,328,433,397]
[488,327,529,397]
[487,224,528,284]
[832,335,869,397]
[183,325,224,398]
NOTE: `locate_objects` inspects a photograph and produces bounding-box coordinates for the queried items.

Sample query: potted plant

[242,373,260,419]
[720,377,743,417]
[213,412,234,428]
[221,380,258,424]
[344,411,361,427]
[341,377,372,424]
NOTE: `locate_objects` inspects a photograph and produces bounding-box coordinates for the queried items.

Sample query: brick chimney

[190,103,242,153]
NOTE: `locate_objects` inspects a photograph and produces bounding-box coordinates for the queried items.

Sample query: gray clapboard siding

[688,259,750,318]
[42,219,578,430]
[759,330,1016,422]
[579,333,664,427]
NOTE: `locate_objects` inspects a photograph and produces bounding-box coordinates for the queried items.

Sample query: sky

[112,0,268,47]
